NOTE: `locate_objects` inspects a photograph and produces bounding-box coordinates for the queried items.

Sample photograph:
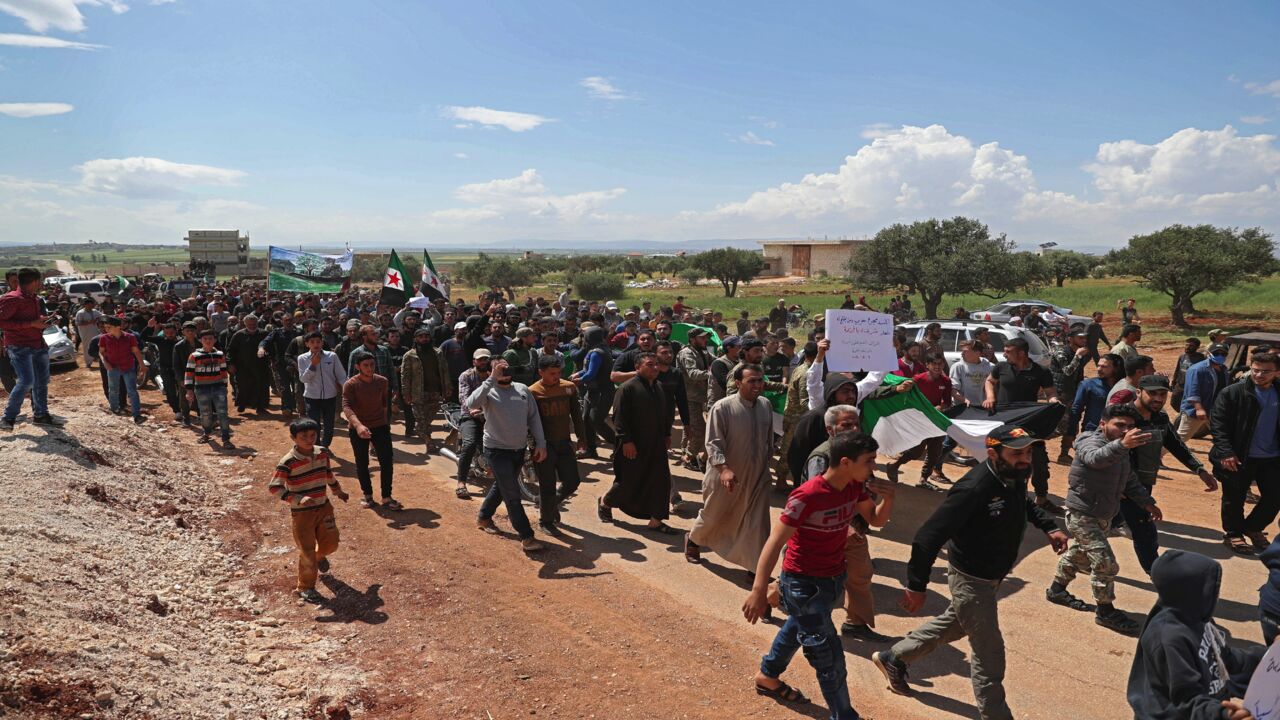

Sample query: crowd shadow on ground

[315,577,388,624]
[535,521,647,580]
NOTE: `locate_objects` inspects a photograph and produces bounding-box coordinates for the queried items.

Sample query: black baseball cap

[1138,374,1171,391]
[985,424,1043,449]
[1209,343,1229,356]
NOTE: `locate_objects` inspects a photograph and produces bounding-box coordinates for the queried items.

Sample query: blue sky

[2,0,1279,249]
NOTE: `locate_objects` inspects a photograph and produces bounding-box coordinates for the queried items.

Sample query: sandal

[1246,531,1271,552]
[359,495,376,509]
[684,533,701,563]
[381,498,403,511]
[1224,534,1256,555]
[647,522,679,535]
[916,478,944,493]
[454,485,470,499]
[597,500,614,523]
[755,680,808,704]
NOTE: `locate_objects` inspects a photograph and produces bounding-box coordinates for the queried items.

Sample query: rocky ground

[0,389,367,719]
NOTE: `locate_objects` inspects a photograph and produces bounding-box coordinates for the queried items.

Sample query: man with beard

[676,328,714,471]
[872,425,1069,719]
[1045,403,1162,636]
[610,330,657,384]
[1050,329,1090,464]
[984,337,1063,515]
[655,341,690,507]
[1121,375,1217,573]
[685,365,775,574]
[259,313,301,417]
[401,327,450,452]
[598,353,674,534]
[227,314,271,413]
[470,357,548,553]
[570,326,615,459]
[528,354,587,535]
[727,339,786,395]
[502,327,539,386]
[335,319,363,369]
[708,336,740,405]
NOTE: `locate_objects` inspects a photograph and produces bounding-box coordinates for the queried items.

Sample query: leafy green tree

[569,271,624,300]
[847,216,1036,319]
[1105,224,1278,327]
[455,253,534,299]
[1046,250,1097,287]
[691,247,764,297]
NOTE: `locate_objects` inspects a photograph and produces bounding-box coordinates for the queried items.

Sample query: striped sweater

[268,446,339,510]
[185,348,229,388]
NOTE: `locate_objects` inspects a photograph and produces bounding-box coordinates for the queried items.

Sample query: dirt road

[54,259,76,275]
[19,340,1273,720]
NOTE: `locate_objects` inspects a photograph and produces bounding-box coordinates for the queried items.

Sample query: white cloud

[448,169,625,222]
[443,105,552,132]
[737,131,774,147]
[452,152,468,160]
[0,102,73,117]
[860,123,896,140]
[1242,115,1271,125]
[0,32,103,49]
[692,123,1280,247]
[579,76,631,101]
[1244,78,1280,98]
[75,157,246,198]
[0,0,127,33]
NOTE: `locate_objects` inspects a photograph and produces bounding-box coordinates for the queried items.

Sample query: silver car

[44,325,77,367]
[899,319,1052,367]
[970,300,1090,328]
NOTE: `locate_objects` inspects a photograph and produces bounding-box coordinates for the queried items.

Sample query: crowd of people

[1,268,1276,720]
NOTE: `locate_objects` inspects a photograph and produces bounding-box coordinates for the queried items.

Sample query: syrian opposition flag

[379,249,410,307]
[112,275,133,298]
[860,374,1066,456]
[418,250,448,302]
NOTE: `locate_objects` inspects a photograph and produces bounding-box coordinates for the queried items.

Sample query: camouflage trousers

[773,414,802,486]
[1053,511,1119,604]
[411,392,443,440]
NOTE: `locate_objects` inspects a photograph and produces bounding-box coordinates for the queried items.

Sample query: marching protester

[686,364,775,571]
[259,312,301,418]
[0,268,61,430]
[1050,329,1089,463]
[1084,311,1111,365]
[1107,355,1154,405]
[1045,403,1162,635]
[1110,324,1142,364]
[342,351,398,510]
[185,329,234,446]
[872,425,1069,719]
[1211,351,1280,555]
[676,328,713,472]
[528,353,587,535]
[572,326,616,459]
[1176,342,1229,443]
[598,352,674,534]
[173,322,200,426]
[401,327,449,451]
[984,337,1063,515]
[743,431,893,720]
[268,417,349,604]
[1169,337,1205,411]
[468,357,547,552]
[98,316,147,424]
[455,349,492,499]
[227,313,271,413]
[298,330,347,449]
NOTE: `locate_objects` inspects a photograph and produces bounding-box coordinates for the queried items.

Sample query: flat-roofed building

[758,237,867,277]
[186,230,250,277]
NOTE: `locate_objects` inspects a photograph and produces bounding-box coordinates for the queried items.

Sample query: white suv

[898,319,1051,367]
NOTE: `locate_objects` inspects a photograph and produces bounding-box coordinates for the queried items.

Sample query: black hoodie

[1128,550,1262,720]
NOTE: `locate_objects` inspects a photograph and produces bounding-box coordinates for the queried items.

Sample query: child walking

[268,417,348,604]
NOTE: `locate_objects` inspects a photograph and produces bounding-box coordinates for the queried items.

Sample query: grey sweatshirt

[1066,430,1154,520]
[464,376,546,452]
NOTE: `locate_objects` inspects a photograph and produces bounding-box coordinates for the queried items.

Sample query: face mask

[1210,354,1226,365]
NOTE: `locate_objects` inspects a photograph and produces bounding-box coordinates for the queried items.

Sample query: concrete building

[186,230,250,277]
[758,237,867,277]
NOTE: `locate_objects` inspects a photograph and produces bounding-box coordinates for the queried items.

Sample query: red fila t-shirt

[779,475,868,577]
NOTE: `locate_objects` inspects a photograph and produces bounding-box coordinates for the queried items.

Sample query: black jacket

[905,461,1058,591]
[1128,550,1261,720]
[1209,377,1280,469]
[787,374,858,484]
[1133,409,1204,487]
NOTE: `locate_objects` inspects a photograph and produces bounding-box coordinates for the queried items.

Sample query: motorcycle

[436,402,540,504]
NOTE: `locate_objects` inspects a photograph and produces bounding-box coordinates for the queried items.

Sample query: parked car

[44,324,77,367]
[62,279,114,303]
[970,300,1090,328]
[898,319,1052,368]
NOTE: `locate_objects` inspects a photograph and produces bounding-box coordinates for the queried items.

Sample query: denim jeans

[457,415,484,482]
[478,446,534,539]
[533,438,581,524]
[4,346,49,422]
[349,424,394,499]
[761,571,859,720]
[195,385,232,441]
[107,367,143,419]
[1118,496,1159,574]
[304,396,338,448]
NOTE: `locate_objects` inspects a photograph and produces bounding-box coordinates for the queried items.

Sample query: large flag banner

[669,323,722,349]
[419,250,448,302]
[267,247,354,293]
[861,374,1066,456]
[379,249,410,307]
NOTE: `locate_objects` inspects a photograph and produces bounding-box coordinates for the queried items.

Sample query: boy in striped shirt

[185,328,234,447]
[269,417,349,604]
